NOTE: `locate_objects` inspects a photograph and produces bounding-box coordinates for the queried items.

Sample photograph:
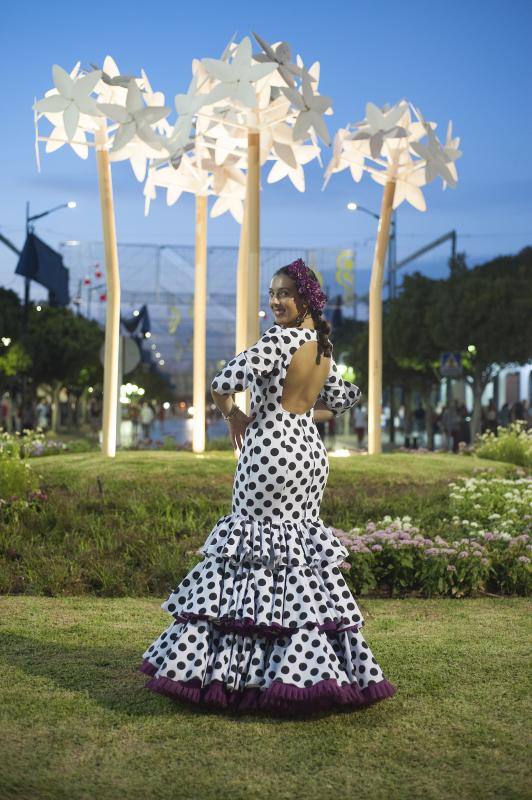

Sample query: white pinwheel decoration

[352,101,408,158]
[324,99,462,210]
[142,33,335,224]
[33,58,171,178]
[252,32,302,88]
[409,106,461,189]
[324,100,463,456]
[98,80,170,152]
[267,142,320,192]
[32,56,172,460]
[281,74,332,145]
[203,37,278,109]
[33,64,103,140]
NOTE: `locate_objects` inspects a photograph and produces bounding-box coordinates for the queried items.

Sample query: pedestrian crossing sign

[440,352,462,377]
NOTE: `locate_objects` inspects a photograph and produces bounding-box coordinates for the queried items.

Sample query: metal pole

[24,202,30,325]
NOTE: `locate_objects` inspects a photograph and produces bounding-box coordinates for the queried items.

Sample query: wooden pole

[368,180,396,455]
[192,193,207,453]
[247,132,261,357]
[95,126,121,458]
[235,188,249,415]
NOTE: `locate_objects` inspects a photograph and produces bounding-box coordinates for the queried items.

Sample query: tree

[23,305,104,432]
[0,288,23,341]
[385,273,444,449]
[126,362,176,404]
[0,289,29,395]
[432,248,532,439]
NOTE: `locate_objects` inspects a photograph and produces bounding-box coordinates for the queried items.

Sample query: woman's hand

[227,407,254,450]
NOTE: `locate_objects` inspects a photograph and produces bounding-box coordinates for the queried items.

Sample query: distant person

[354,404,366,446]
[511,399,525,422]
[486,399,498,435]
[441,404,457,452]
[88,394,102,439]
[0,393,12,432]
[129,401,140,442]
[58,386,69,427]
[499,402,510,428]
[36,398,50,432]
[21,401,35,431]
[457,403,471,448]
[525,400,531,429]
[413,404,425,448]
[156,402,166,431]
[450,400,462,452]
[140,401,155,440]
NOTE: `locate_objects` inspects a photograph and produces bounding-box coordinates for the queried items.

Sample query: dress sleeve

[210,325,282,396]
[318,358,362,417]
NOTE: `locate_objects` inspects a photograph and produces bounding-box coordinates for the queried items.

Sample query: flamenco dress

[139,324,397,714]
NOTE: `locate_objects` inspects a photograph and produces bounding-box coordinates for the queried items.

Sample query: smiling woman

[139,258,397,716]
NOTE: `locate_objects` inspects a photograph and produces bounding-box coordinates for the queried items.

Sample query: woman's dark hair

[273,265,333,363]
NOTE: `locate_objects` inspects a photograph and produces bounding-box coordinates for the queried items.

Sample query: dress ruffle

[161,555,364,636]
[139,658,397,715]
[200,513,349,569]
[140,617,397,715]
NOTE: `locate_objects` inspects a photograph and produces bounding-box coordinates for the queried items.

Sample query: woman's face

[268,274,305,326]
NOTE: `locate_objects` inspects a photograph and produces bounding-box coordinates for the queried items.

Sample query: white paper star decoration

[142,33,336,223]
[323,100,462,210]
[202,37,278,109]
[34,64,103,140]
[33,58,170,181]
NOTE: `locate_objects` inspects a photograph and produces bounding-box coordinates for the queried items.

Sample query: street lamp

[347,201,397,300]
[346,201,379,220]
[26,200,77,230]
[24,199,77,316]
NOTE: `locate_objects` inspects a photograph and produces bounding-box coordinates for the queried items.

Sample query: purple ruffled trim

[138,659,397,715]
[171,611,363,638]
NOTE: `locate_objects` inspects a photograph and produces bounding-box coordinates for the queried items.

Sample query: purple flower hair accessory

[286,258,327,312]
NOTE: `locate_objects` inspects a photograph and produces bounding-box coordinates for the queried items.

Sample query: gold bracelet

[222,404,240,421]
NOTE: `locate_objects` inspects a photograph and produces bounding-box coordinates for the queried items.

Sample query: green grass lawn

[0,595,530,800]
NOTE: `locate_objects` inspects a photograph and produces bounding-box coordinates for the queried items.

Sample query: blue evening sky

[1,0,531,299]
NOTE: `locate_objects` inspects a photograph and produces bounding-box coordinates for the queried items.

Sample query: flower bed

[334,471,531,598]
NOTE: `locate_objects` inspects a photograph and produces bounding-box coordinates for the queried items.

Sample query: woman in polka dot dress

[139,259,397,715]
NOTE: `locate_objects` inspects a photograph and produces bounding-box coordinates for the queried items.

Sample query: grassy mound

[0,451,517,597]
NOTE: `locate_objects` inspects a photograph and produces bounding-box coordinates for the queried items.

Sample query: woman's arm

[313,398,334,422]
[210,388,236,419]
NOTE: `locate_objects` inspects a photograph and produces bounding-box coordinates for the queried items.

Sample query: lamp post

[20,199,76,407]
[24,200,77,319]
[347,202,397,300]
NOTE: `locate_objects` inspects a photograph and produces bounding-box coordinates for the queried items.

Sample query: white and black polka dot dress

[139,324,397,714]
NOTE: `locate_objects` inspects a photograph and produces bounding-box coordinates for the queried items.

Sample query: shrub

[473,420,532,467]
